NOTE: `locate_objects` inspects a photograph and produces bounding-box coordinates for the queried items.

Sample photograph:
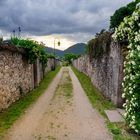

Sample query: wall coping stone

[0,43,26,54]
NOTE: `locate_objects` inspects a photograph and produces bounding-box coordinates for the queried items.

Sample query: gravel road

[4,67,112,140]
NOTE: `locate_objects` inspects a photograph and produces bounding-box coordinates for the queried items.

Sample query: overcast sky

[0,0,132,50]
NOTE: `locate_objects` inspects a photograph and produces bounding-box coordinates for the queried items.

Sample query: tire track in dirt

[4,67,112,140]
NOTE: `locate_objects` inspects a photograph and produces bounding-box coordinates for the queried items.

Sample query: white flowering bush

[113,4,140,133]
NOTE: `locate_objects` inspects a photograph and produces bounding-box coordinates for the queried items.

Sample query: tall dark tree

[110,0,140,29]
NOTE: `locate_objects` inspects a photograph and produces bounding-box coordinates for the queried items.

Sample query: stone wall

[73,40,124,107]
[35,58,60,87]
[45,58,60,73]
[0,43,59,111]
[0,48,34,111]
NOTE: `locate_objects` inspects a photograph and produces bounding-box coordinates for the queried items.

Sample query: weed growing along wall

[73,39,125,107]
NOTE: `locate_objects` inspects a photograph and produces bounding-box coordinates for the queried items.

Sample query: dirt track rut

[4,67,112,140]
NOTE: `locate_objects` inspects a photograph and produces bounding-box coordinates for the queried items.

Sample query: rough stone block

[105,110,124,122]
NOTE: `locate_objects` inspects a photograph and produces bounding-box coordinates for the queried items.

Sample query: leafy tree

[64,53,80,64]
[110,7,129,29]
[110,0,140,29]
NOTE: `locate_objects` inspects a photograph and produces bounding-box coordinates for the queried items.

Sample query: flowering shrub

[113,4,140,133]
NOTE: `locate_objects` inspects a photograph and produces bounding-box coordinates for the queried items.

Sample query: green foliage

[54,70,72,98]
[11,38,48,65]
[64,53,80,64]
[110,126,121,135]
[47,53,55,59]
[113,4,140,134]
[110,7,130,29]
[110,0,140,28]
[87,30,111,60]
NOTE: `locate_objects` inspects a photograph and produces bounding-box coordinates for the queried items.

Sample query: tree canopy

[110,0,140,29]
[64,53,80,64]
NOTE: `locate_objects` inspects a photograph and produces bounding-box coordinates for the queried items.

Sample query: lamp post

[53,37,60,70]
[18,26,21,38]
[13,30,16,38]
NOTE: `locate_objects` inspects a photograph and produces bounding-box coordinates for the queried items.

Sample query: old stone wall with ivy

[0,43,58,111]
[45,58,60,73]
[73,39,125,107]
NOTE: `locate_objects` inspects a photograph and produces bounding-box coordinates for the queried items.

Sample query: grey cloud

[0,0,7,6]
[0,0,132,42]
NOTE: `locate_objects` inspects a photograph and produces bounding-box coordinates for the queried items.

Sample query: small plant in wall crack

[113,3,140,134]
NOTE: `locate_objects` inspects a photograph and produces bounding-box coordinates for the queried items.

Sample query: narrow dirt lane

[4,67,112,140]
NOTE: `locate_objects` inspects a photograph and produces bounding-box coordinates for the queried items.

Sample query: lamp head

[58,41,60,46]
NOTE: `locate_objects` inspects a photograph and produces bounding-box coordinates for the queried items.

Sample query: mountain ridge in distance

[44,43,86,57]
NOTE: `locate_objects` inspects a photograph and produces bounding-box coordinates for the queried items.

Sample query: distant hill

[44,43,86,57]
[64,43,86,55]
[44,47,64,56]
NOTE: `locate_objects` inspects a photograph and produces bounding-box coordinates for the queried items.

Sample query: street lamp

[18,26,21,38]
[53,37,60,70]
[13,30,16,38]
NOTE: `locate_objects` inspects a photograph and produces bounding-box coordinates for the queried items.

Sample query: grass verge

[72,67,140,140]
[0,66,61,138]
[61,70,73,98]
[53,69,73,100]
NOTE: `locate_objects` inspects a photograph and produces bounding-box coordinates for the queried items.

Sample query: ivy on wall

[113,4,140,133]
[11,38,48,65]
[87,31,111,61]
